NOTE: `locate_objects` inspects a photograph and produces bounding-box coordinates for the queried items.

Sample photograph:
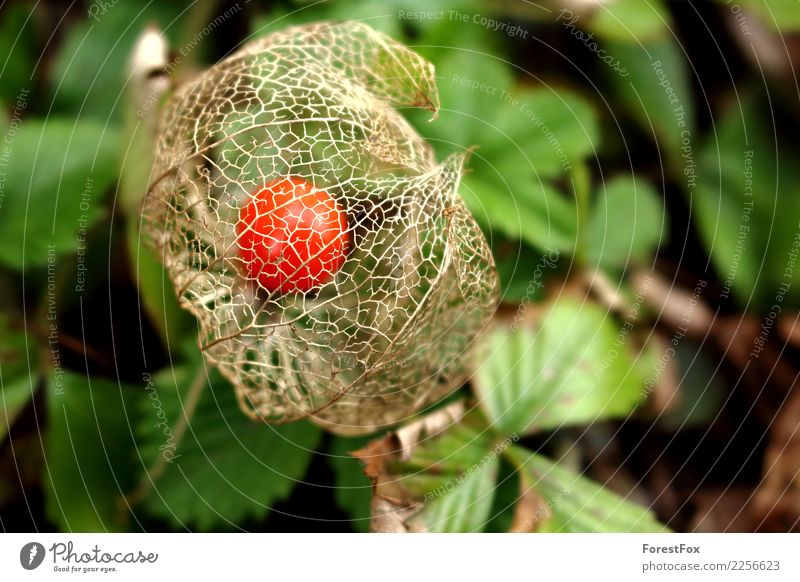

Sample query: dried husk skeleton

[142,21,498,435]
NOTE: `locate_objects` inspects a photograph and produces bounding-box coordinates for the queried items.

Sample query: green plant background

[1,0,797,532]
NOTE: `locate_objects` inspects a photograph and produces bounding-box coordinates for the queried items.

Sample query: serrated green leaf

[605,36,693,164]
[0,314,37,442]
[433,82,598,253]
[419,75,599,180]
[420,51,514,155]
[506,444,667,532]
[474,298,648,436]
[694,93,800,308]
[389,419,502,532]
[461,173,577,253]
[409,54,595,256]
[419,453,498,532]
[44,371,142,532]
[137,361,322,530]
[587,175,666,270]
[0,119,119,269]
[329,434,373,532]
[481,87,600,179]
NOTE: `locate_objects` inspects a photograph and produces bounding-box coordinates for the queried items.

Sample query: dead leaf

[510,474,550,533]
[351,400,469,532]
[752,382,800,531]
[395,400,465,460]
[690,487,754,532]
[778,313,800,348]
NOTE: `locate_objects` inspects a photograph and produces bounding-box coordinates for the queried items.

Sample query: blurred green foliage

[0,0,795,532]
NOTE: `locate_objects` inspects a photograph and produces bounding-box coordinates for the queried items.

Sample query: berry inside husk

[236,177,349,294]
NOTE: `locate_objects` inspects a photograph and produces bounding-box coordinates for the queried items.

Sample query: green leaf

[388,418,502,532]
[731,0,800,31]
[49,3,189,120]
[412,2,506,67]
[693,93,800,308]
[492,237,562,302]
[137,361,322,530]
[125,221,191,354]
[0,2,37,101]
[505,444,667,532]
[419,51,514,155]
[605,36,694,164]
[474,298,648,436]
[586,175,666,270]
[482,456,520,532]
[362,405,664,532]
[419,75,600,180]
[481,87,600,179]
[0,119,119,269]
[329,435,373,532]
[448,85,600,257]
[587,0,671,43]
[419,454,498,532]
[45,371,142,532]
[250,5,329,39]
[317,0,405,37]
[413,61,596,257]
[0,314,37,442]
[461,173,577,253]
[251,0,486,41]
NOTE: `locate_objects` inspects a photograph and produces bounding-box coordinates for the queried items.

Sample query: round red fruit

[236,177,349,294]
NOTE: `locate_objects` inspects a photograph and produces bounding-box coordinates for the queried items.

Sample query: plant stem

[126,364,207,507]
[571,161,592,267]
